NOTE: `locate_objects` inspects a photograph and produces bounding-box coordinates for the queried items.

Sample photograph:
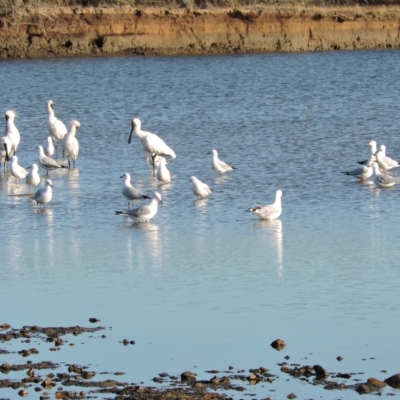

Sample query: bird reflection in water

[67,168,80,191]
[127,223,162,271]
[254,219,283,276]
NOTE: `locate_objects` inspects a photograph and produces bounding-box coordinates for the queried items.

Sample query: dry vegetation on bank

[1,0,400,15]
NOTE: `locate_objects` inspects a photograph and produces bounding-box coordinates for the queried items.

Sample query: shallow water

[1,50,400,399]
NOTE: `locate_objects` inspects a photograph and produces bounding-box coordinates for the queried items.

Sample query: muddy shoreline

[1,323,400,399]
[1,4,400,59]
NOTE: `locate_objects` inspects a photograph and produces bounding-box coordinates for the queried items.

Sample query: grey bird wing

[254,203,278,217]
[41,156,64,169]
[218,159,233,169]
[31,187,44,200]
[377,174,397,185]
[123,185,144,201]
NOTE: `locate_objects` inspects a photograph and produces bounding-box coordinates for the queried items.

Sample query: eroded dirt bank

[1,4,400,58]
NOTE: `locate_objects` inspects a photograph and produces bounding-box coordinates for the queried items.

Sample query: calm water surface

[1,50,400,399]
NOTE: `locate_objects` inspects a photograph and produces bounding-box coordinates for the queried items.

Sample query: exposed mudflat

[0,4,400,58]
[0,323,399,399]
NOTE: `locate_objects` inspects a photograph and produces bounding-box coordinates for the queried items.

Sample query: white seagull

[5,110,20,156]
[120,172,150,209]
[62,120,80,168]
[375,145,399,172]
[37,145,68,174]
[371,162,398,188]
[247,190,283,220]
[156,157,171,183]
[209,149,236,173]
[26,164,41,193]
[115,192,163,223]
[358,140,378,165]
[47,100,67,155]
[190,176,212,198]
[31,179,53,208]
[342,155,375,181]
[128,118,176,176]
[9,155,28,184]
[44,136,55,157]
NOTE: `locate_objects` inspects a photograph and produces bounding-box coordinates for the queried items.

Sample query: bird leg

[151,154,156,177]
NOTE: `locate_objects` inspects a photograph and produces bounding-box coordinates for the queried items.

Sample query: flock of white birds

[0,102,285,222]
[342,140,400,188]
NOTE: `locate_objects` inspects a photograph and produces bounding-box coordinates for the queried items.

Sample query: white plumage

[209,149,236,173]
[31,179,53,207]
[9,155,28,183]
[156,157,171,183]
[44,136,55,157]
[128,118,176,175]
[62,120,80,168]
[190,176,212,198]
[375,144,399,172]
[26,164,41,192]
[342,155,375,181]
[247,190,283,220]
[5,110,20,156]
[371,162,398,188]
[47,100,67,156]
[115,192,163,223]
[37,145,67,174]
[120,172,150,209]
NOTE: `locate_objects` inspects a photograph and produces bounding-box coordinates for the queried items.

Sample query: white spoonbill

[9,155,28,184]
[371,162,398,188]
[156,157,171,183]
[209,149,236,173]
[5,110,20,156]
[247,190,283,220]
[44,136,55,157]
[342,155,375,181]
[128,118,176,176]
[47,100,67,155]
[120,172,150,209]
[190,176,212,198]
[26,164,41,193]
[31,179,53,208]
[115,192,163,223]
[62,120,80,168]
[37,145,68,174]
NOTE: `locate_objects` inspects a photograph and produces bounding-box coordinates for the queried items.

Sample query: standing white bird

[375,145,399,172]
[9,155,28,184]
[0,135,12,172]
[47,100,67,155]
[128,118,176,176]
[371,162,398,188]
[190,176,212,198]
[26,164,41,193]
[247,190,283,220]
[342,155,375,181]
[156,157,171,183]
[358,140,378,165]
[5,110,20,156]
[62,120,80,168]
[31,179,53,208]
[44,136,55,157]
[37,145,67,174]
[115,192,163,222]
[120,172,150,209]
[209,149,236,173]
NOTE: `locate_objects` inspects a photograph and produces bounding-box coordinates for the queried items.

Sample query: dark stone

[313,365,329,378]
[385,373,400,388]
[270,339,286,351]
[181,371,196,383]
